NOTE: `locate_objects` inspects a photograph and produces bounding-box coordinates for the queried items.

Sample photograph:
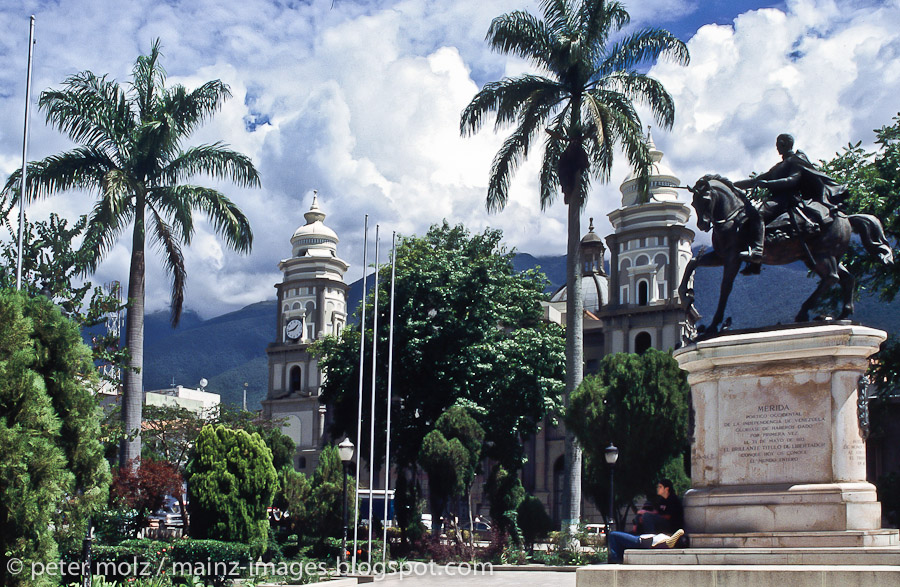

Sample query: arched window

[292,302,301,310]
[619,258,631,274]
[289,365,303,394]
[635,331,652,354]
[655,253,667,271]
[638,280,649,306]
[636,254,650,266]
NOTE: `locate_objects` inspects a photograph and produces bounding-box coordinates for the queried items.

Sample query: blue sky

[1,0,898,318]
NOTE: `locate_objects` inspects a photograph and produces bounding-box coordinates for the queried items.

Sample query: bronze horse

[678,174,894,335]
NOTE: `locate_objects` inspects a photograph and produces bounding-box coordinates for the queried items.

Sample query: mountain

[138,253,899,409]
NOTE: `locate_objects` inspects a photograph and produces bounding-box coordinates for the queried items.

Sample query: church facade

[264,134,697,523]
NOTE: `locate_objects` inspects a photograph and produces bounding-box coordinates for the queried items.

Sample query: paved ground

[378,568,575,587]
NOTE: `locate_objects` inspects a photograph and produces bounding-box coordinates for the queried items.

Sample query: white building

[144,384,220,417]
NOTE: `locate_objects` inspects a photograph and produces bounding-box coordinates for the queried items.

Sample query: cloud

[2,0,898,319]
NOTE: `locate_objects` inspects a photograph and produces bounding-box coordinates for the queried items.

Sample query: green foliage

[484,465,525,543]
[308,445,355,539]
[436,405,485,489]
[820,114,900,394]
[186,425,277,549]
[273,465,313,537]
[317,222,564,480]
[517,495,553,550]
[0,290,110,587]
[419,429,469,532]
[567,349,690,525]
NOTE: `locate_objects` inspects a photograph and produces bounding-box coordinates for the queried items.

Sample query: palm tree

[460,0,688,530]
[2,40,260,466]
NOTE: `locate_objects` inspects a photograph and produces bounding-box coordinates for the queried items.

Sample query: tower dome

[619,129,681,207]
[291,192,339,258]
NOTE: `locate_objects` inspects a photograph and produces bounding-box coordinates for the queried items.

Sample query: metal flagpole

[367,226,380,566]
[352,215,369,573]
[16,15,35,291]
[382,231,397,563]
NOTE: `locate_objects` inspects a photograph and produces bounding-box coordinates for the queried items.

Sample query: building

[144,384,220,416]
[262,193,349,474]
[265,135,696,523]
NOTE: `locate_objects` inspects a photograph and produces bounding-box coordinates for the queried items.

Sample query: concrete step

[577,563,900,587]
[688,529,899,548]
[626,546,900,565]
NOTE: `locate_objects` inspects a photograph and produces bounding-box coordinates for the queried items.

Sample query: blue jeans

[607,531,642,564]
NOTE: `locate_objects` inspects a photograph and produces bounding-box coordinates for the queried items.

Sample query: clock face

[286,318,303,340]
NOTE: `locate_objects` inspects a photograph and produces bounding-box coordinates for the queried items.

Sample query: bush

[186,425,277,549]
[517,495,553,550]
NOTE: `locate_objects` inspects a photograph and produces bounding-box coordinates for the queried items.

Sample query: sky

[1,0,899,319]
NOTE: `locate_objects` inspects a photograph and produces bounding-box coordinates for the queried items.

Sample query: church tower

[262,193,349,472]
[600,131,698,353]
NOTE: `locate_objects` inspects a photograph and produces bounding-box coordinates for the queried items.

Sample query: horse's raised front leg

[678,256,701,304]
[708,255,741,334]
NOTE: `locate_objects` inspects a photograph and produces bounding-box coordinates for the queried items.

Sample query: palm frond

[133,38,167,122]
[487,10,557,68]
[0,148,116,204]
[162,143,261,188]
[39,72,134,162]
[461,75,562,136]
[78,192,135,274]
[148,204,186,326]
[597,73,676,129]
[539,112,568,210]
[486,93,557,213]
[582,0,628,47]
[160,80,232,139]
[145,184,194,244]
[162,185,253,254]
[599,28,689,75]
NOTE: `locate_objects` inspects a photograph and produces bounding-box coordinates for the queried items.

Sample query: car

[459,520,492,537]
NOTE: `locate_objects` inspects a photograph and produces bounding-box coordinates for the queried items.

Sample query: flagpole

[367,226,380,566]
[352,215,368,573]
[16,15,35,291]
[382,231,397,563]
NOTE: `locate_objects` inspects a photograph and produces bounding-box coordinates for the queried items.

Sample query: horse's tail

[849,214,895,264]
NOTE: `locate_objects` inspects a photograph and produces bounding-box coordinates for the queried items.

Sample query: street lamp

[604,443,619,533]
[338,438,355,568]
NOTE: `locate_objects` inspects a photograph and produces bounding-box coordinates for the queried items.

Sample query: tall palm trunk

[120,198,146,467]
[561,102,586,534]
[563,196,584,533]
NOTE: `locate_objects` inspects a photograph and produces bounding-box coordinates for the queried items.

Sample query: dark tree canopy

[317,222,564,475]
[0,290,110,587]
[567,349,690,524]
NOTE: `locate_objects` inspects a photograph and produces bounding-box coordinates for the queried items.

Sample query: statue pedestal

[674,323,891,546]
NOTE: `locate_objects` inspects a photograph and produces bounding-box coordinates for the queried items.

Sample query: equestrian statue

[678,133,894,336]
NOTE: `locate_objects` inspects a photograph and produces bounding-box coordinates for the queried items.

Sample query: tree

[566,349,690,527]
[186,425,276,549]
[0,211,129,380]
[819,114,900,394]
[418,429,468,535]
[460,0,689,528]
[434,406,484,541]
[484,465,525,543]
[517,495,554,551]
[110,459,182,535]
[317,222,564,532]
[2,39,260,467]
[0,290,110,587]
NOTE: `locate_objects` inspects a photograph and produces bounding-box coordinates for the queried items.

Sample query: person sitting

[634,479,684,535]
[607,528,685,564]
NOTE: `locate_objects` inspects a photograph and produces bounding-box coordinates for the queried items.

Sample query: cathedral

[264,134,697,522]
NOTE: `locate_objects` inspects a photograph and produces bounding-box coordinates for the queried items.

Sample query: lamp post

[338,438,355,568]
[604,443,619,533]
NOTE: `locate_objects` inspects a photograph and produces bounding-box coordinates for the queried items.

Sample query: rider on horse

[733,133,847,274]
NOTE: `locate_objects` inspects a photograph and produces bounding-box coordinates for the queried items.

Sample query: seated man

[634,479,684,535]
[607,529,685,564]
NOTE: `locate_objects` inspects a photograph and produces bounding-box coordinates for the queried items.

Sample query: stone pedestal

[673,323,887,542]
